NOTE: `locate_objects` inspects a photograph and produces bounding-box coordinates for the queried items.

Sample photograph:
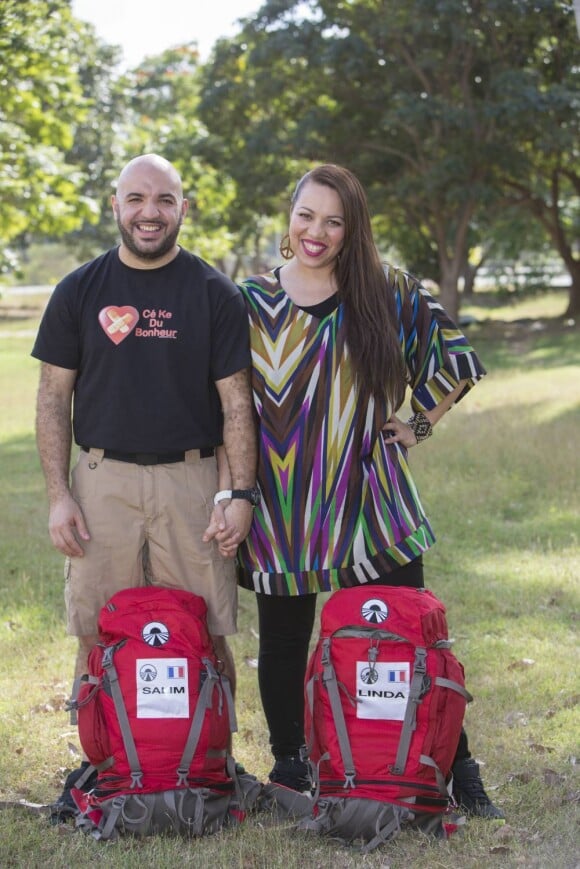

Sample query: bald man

[32,154,257,809]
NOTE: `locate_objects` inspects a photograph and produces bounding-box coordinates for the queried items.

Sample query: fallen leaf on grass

[504,711,529,727]
[31,703,56,714]
[0,800,51,815]
[490,846,511,855]
[543,768,565,786]
[31,694,68,715]
[493,825,544,847]
[57,823,77,835]
[527,742,554,754]
[507,658,535,670]
[245,657,258,669]
[507,771,534,784]
[493,824,515,842]
[4,621,20,631]
[509,829,544,846]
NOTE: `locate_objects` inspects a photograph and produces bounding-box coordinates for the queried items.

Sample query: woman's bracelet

[406,411,433,443]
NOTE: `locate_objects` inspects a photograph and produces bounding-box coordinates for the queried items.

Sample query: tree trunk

[434,202,473,323]
[462,262,477,299]
[438,266,461,323]
[564,261,580,318]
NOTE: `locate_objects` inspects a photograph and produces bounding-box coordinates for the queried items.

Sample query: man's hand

[48,492,90,557]
[202,499,253,558]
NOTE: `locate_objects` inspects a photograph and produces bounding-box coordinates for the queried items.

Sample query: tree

[493,7,579,316]
[199,0,578,318]
[0,0,99,271]
[116,45,256,273]
[63,27,126,259]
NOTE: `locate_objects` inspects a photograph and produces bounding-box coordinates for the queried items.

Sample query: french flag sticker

[167,665,185,679]
[387,669,407,683]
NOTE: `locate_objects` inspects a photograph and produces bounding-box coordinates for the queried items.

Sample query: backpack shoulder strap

[101,645,143,789]
[176,658,225,786]
[391,646,428,776]
[392,650,472,791]
[320,638,357,788]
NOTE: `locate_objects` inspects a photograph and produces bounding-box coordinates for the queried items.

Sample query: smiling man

[31,153,258,815]
[113,155,186,264]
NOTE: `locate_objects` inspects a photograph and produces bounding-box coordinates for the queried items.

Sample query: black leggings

[256,556,469,761]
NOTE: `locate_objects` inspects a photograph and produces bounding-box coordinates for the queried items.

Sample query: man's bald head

[115,154,184,198]
[111,154,188,268]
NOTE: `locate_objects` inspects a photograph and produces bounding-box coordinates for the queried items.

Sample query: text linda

[358,689,406,699]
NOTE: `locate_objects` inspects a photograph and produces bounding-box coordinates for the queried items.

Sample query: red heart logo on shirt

[98,306,139,345]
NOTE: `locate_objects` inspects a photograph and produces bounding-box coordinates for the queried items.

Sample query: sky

[71,0,263,68]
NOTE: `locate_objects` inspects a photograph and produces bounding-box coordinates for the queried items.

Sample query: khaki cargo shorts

[64,448,237,637]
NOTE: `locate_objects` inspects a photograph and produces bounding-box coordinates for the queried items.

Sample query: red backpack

[70,586,260,839]
[298,586,472,851]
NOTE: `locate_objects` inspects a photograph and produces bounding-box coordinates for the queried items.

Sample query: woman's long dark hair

[291,164,406,413]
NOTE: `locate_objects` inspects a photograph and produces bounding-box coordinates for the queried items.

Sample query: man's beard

[117,218,182,261]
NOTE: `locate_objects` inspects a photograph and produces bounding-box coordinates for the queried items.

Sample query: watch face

[249,487,261,506]
[232,488,261,506]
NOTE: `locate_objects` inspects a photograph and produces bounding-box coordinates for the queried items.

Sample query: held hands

[48,492,90,557]
[202,499,253,558]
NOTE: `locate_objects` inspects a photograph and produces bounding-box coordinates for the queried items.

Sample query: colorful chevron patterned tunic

[237,265,486,596]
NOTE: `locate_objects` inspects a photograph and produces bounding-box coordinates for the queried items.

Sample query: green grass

[0,291,578,867]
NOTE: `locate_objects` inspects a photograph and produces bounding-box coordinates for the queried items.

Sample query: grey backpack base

[73,764,263,840]
[296,796,447,853]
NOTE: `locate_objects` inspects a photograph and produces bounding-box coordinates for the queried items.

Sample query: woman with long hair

[207,164,503,819]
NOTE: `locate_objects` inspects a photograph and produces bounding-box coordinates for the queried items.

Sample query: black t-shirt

[31,248,251,452]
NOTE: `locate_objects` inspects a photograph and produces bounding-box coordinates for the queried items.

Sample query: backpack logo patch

[360,666,379,685]
[136,657,189,718]
[139,663,158,681]
[142,621,170,646]
[361,598,389,624]
[356,661,410,720]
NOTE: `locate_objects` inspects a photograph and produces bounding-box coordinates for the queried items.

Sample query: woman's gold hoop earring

[279,234,294,260]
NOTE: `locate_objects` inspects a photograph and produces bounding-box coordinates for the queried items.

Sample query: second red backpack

[299,586,472,850]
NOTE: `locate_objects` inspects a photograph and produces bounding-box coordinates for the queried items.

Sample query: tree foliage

[63,27,126,259]
[112,45,253,271]
[491,9,579,315]
[199,0,579,317]
[0,0,99,269]
[2,0,577,309]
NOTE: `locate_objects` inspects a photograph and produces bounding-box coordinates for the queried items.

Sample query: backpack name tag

[136,658,189,718]
[356,661,410,720]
